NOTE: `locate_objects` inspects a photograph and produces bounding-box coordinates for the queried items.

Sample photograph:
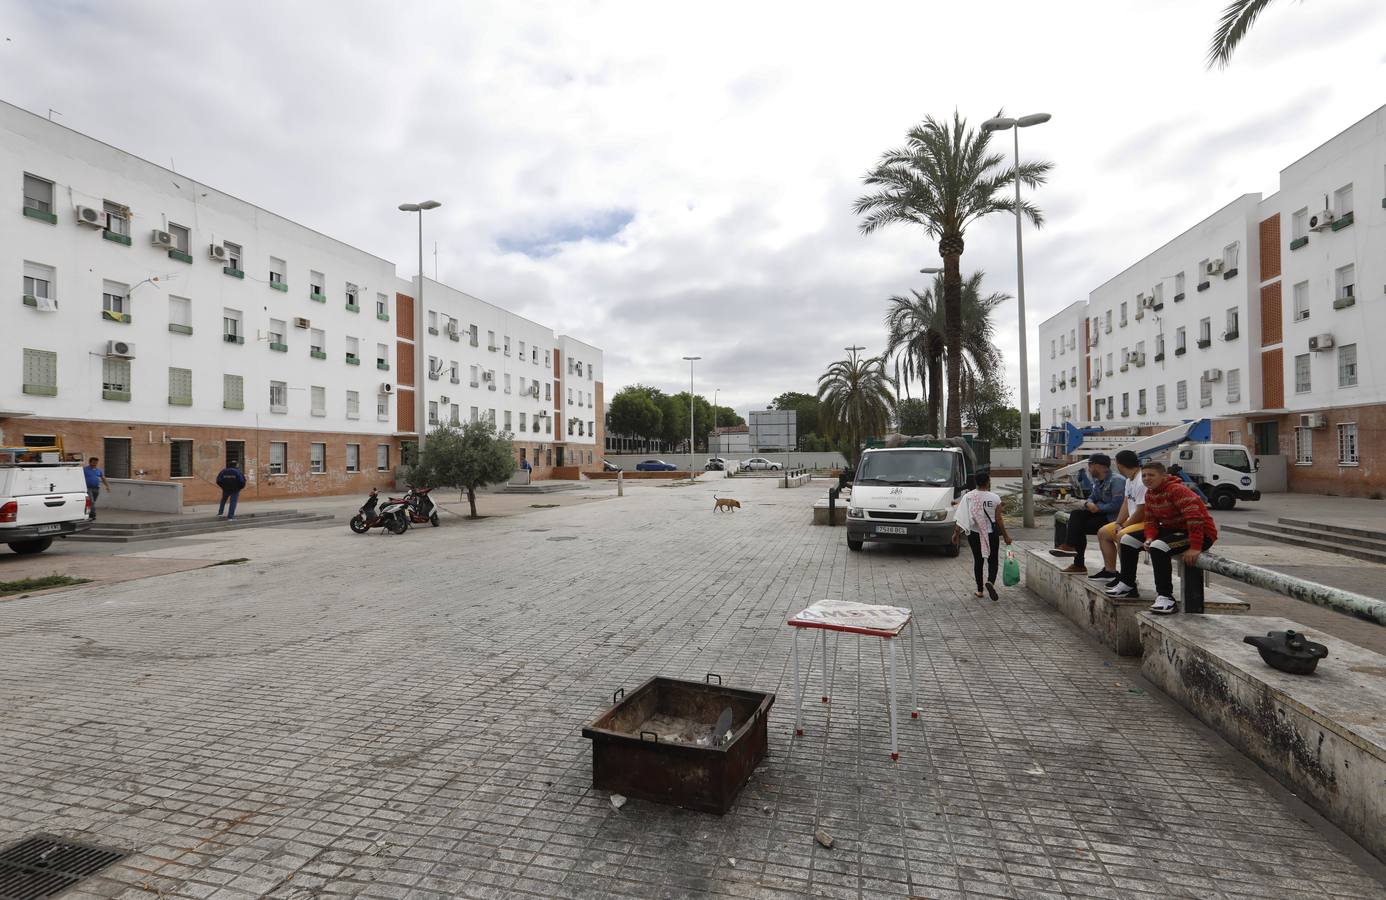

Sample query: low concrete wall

[586,470,689,480]
[101,478,183,514]
[1139,613,1386,863]
[1024,545,1248,656]
[779,473,812,488]
[603,452,848,472]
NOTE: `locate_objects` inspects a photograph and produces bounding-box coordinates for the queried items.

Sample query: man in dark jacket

[215,464,247,520]
[1049,454,1125,574]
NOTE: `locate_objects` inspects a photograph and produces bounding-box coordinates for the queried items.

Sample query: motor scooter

[350,488,410,534]
[404,486,441,527]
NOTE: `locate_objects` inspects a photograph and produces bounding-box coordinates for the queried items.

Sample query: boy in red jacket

[1107,460,1217,614]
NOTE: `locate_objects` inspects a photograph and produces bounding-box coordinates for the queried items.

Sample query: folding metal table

[786,599,920,760]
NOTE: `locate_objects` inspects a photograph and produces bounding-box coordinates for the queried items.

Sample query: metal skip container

[581,675,775,815]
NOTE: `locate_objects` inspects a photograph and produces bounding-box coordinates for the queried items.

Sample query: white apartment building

[1039,300,1089,428]
[1040,103,1386,496]
[3,100,606,499]
[557,334,604,467]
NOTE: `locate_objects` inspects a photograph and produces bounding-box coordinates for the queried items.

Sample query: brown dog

[713,494,741,513]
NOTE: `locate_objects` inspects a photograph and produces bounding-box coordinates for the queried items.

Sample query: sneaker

[1105,582,1139,598]
[1150,596,1177,615]
[1087,569,1118,581]
[1048,546,1076,557]
[1060,563,1087,574]
[985,583,998,602]
[1106,577,1122,589]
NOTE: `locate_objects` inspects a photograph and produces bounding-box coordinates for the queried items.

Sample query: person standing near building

[1107,461,1218,615]
[1049,454,1125,575]
[1087,449,1146,585]
[215,463,247,521]
[952,472,1013,601]
[83,457,110,520]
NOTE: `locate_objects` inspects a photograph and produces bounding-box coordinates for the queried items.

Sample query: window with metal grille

[451,404,461,425]
[23,348,57,393]
[377,444,390,471]
[169,439,193,477]
[1337,423,1358,466]
[269,441,287,475]
[1338,344,1358,387]
[1294,427,1312,465]
[1156,384,1166,413]
[1226,369,1241,404]
[102,357,130,392]
[377,392,389,418]
[1176,380,1188,410]
[1200,378,1212,407]
[1295,354,1311,393]
[347,390,360,419]
[224,374,244,408]
[310,442,326,473]
[310,385,325,416]
[168,367,192,405]
[428,402,439,425]
[346,443,360,473]
[23,172,53,211]
[271,381,288,412]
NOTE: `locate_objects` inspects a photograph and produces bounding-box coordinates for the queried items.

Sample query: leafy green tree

[817,354,895,464]
[856,112,1051,436]
[607,386,663,439]
[411,421,515,519]
[895,398,931,435]
[772,391,821,438]
[657,393,687,449]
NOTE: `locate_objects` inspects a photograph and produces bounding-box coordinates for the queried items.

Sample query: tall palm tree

[884,272,1009,436]
[817,354,895,465]
[855,112,1051,437]
[1208,0,1284,68]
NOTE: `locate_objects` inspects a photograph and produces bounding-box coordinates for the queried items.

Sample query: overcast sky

[5,1,1385,419]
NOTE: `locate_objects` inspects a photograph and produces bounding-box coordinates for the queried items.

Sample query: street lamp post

[712,388,719,457]
[981,112,1050,529]
[682,355,700,474]
[399,200,441,456]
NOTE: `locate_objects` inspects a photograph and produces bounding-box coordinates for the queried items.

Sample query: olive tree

[411,421,515,519]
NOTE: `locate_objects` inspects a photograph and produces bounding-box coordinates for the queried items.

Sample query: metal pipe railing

[1182,552,1386,626]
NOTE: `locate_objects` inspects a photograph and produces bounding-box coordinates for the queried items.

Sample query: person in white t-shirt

[1088,449,1146,587]
[952,471,1012,600]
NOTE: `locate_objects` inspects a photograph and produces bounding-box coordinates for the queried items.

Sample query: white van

[845,447,970,555]
[0,462,92,554]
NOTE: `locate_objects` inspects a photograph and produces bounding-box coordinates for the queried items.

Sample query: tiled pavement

[0,477,1383,899]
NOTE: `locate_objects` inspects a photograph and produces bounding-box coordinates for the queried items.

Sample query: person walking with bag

[952,472,1012,601]
[215,463,246,521]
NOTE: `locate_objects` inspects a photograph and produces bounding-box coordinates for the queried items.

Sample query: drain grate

[0,834,131,900]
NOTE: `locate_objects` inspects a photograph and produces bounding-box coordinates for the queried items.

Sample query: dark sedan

[635,459,679,471]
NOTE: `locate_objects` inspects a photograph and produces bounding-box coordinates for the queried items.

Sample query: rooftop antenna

[433,241,438,279]
[47,108,61,121]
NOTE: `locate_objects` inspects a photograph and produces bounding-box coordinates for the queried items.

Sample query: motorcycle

[350,488,411,535]
[403,486,441,527]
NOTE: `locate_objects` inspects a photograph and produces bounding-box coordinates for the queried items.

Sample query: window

[1293,281,1309,321]
[1295,427,1313,465]
[346,336,359,363]
[469,323,479,346]
[519,412,527,431]
[23,261,55,307]
[1225,308,1239,338]
[1295,354,1311,393]
[223,308,242,340]
[377,342,389,367]
[168,296,191,331]
[102,279,129,316]
[224,374,244,410]
[1176,380,1188,410]
[1176,327,1186,353]
[1106,396,1113,420]
[310,442,326,474]
[568,387,573,404]
[532,347,539,364]
[1093,399,1104,419]
[168,223,190,252]
[1175,271,1185,295]
[376,293,388,317]
[269,441,287,475]
[588,367,593,381]
[519,340,526,359]
[1155,333,1165,357]
[345,282,359,308]
[166,439,193,478]
[310,385,325,416]
[470,365,479,387]
[428,355,439,379]
[103,200,130,237]
[1222,242,1239,270]
[1137,388,1146,414]
[1198,318,1211,345]
[270,381,288,412]
[1119,302,1127,327]
[269,257,286,286]
[450,361,459,383]
[504,373,512,394]
[346,390,359,419]
[1335,264,1354,304]
[1051,374,1057,391]
[22,173,53,213]
[1337,423,1358,466]
[504,335,511,355]
[346,444,360,473]
[1156,384,1166,413]
[428,311,438,333]
[450,404,461,425]
[1200,377,1212,408]
[470,406,479,422]
[377,392,389,419]
[589,421,595,435]
[168,367,192,406]
[1121,393,1129,417]
[1291,208,1308,241]
[268,318,286,345]
[376,444,390,471]
[102,356,130,394]
[1153,283,1163,304]
[1226,368,1241,404]
[545,350,551,367]
[311,328,325,354]
[1334,183,1353,216]
[1050,340,1055,359]
[428,401,439,425]
[1103,310,1112,333]
[223,241,242,270]
[1197,258,1209,281]
[1338,344,1358,387]
[503,410,512,431]
[310,271,325,297]
[22,348,57,395]
[1104,353,1113,375]
[545,382,552,400]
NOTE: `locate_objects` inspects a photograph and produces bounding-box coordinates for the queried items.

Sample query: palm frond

[1208,0,1279,69]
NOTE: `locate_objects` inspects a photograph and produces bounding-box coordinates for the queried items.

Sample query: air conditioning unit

[438,395,450,405]
[1308,333,1335,351]
[380,383,395,394]
[1308,209,1335,231]
[1203,259,1224,277]
[530,385,540,398]
[482,371,493,382]
[1202,368,1223,382]
[75,205,103,227]
[1132,352,1146,367]
[105,340,136,358]
[150,229,175,248]
[293,317,311,329]
[208,243,228,261]
[1299,413,1328,429]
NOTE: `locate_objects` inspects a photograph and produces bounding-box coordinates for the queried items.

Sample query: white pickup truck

[0,461,93,554]
[845,446,970,556]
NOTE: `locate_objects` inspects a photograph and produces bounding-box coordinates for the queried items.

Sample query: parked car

[635,459,679,472]
[741,457,782,471]
[704,457,727,471]
[0,458,93,554]
[602,458,623,472]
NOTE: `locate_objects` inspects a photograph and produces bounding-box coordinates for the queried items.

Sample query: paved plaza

[1,476,1384,899]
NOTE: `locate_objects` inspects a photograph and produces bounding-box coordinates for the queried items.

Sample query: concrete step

[1255,520,1386,554]
[1221,523,1386,566]
[495,482,584,494]
[85,509,305,534]
[72,512,335,543]
[1277,516,1386,544]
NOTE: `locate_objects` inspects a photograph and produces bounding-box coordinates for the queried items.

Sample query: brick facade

[1260,282,1282,347]
[2,417,399,503]
[1220,402,1385,497]
[1261,348,1284,410]
[1258,213,1280,282]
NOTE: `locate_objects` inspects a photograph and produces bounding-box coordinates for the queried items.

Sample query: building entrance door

[556,446,565,467]
[103,437,131,478]
[1252,421,1278,457]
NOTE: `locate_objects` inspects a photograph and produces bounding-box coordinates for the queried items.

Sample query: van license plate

[875,525,908,535]
[37,524,62,533]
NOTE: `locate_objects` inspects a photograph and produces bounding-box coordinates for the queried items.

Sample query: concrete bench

[1140,613,1386,863]
[811,497,847,526]
[1023,543,1249,656]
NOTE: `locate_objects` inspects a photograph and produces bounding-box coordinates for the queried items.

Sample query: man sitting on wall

[1049,454,1125,575]
[1086,449,1146,587]
[1106,460,1218,615]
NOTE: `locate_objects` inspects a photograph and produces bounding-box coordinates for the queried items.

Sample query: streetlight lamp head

[981,117,1016,133]
[682,355,701,361]
[920,267,943,275]
[398,203,420,212]
[419,200,442,210]
[1017,113,1052,128]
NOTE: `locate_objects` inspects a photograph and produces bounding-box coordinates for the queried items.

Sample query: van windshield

[855,450,954,486]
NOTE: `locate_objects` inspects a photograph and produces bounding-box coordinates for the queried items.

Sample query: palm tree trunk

[941,244,963,436]
[927,349,943,437]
